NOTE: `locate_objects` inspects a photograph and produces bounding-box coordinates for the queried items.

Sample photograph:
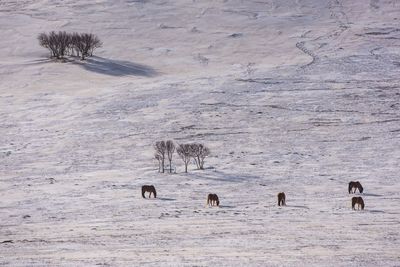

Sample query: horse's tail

[348,182,352,194]
[206,195,210,207]
[142,187,146,198]
[215,195,220,206]
[360,198,365,210]
[359,184,364,194]
[153,187,157,198]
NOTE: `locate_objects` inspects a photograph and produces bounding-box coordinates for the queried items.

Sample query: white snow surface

[1,0,400,266]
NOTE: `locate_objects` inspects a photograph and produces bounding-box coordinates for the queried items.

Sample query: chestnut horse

[142,185,157,198]
[277,192,286,206]
[206,194,220,207]
[348,181,363,194]
[352,196,364,210]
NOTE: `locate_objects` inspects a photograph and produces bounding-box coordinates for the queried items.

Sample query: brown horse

[348,181,363,194]
[352,196,365,210]
[277,192,286,206]
[142,185,157,198]
[206,194,220,207]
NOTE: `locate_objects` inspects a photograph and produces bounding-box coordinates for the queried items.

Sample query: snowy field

[1,0,400,266]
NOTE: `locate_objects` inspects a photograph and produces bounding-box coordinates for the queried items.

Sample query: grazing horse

[142,185,157,198]
[352,196,365,210]
[206,194,220,207]
[277,192,286,206]
[348,181,363,194]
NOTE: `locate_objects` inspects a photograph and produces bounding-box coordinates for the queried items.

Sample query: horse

[352,196,365,210]
[142,185,157,198]
[348,181,363,194]
[206,194,220,207]
[277,192,286,206]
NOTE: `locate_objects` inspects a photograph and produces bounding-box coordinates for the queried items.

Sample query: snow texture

[1,0,400,266]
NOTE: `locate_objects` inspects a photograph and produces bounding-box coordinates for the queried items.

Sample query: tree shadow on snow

[73,56,158,77]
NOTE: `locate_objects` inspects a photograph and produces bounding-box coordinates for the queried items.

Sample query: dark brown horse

[206,194,220,207]
[142,185,157,198]
[352,196,364,210]
[277,192,286,206]
[348,181,363,194]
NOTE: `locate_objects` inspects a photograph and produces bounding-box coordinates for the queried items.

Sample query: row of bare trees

[38,31,102,60]
[154,141,210,173]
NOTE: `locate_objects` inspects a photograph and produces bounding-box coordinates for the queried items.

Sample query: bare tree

[154,141,167,173]
[190,143,210,170]
[39,31,102,60]
[72,33,102,60]
[198,144,210,169]
[154,153,162,172]
[55,31,71,59]
[38,31,71,59]
[166,140,175,173]
[70,32,81,57]
[177,144,192,173]
[38,32,52,57]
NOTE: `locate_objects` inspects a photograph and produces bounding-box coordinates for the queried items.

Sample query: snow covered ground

[1,0,400,266]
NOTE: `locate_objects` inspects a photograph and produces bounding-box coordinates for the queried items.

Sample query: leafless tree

[56,31,71,59]
[70,32,81,57]
[154,141,167,173]
[166,140,175,173]
[38,31,70,59]
[72,33,102,60]
[190,143,210,170]
[38,31,102,60]
[154,153,162,172]
[38,32,53,57]
[177,144,192,173]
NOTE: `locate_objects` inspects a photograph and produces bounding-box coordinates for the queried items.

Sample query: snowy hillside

[1,0,400,266]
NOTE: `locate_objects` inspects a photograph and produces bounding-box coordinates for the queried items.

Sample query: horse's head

[216,199,220,206]
[359,184,363,193]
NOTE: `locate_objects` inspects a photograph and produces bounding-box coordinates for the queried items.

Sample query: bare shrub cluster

[38,31,102,60]
[154,141,210,173]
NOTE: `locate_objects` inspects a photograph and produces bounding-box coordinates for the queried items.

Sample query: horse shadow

[157,197,176,201]
[73,56,158,77]
[286,205,310,209]
[218,205,236,208]
[362,193,383,197]
[368,209,385,213]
